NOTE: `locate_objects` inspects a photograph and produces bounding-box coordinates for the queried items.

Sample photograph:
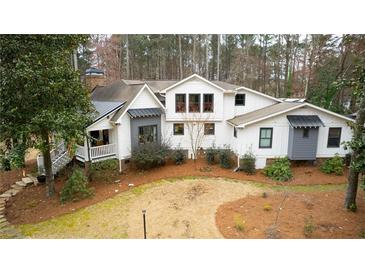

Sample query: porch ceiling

[127,108,163,119]
[287,115,324,128]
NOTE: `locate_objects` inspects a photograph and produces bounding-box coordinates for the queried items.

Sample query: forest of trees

[78,34,365,114]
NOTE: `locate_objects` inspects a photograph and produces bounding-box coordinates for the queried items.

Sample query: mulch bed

[3,158,349,225]
[216,190,365,239]
[0,160,37,193]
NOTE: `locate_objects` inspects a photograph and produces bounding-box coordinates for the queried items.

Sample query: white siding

[165,79,224,121]
[117,114,132,159]
[235,106,352,168]
[87,116,114,131]
[129,86,161,109]
[233,89,277,116]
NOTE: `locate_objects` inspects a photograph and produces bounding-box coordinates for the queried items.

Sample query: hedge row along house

[37,74,354,174]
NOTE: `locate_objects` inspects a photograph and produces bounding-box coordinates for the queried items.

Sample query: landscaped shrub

[303,216,316,238]
[205,147,218,165]
[89,159,120,183]
[264,157,292,181]
[240,152,256,174]
[233,213,245,232]
[320,154,344,175]
[9,143,27,169]
[131,143,170,170]
[0,153,11,171]
[171,148,186,165]
[218,149,232,169]
[60,168,94,203]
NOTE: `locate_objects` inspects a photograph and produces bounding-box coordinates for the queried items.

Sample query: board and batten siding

[288,127,319,160]
[234,105,352,168]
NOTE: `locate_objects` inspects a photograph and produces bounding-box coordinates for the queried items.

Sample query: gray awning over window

[287,115,324,128]
[127,108,163,119]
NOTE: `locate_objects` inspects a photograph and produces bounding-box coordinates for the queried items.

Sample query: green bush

[91,159,119,171]
[9,143,27,169]
[205,147,218,165]
[320,154,344,175]
[218,149,232,169]
[0,154,11,171]
[240,152,256,174]
[60,168,93,203]
[264,157,292,181]
[171,149,186,165]
[131,143,170,170]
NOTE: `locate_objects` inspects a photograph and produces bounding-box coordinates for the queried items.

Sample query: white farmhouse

[38,74,354,173]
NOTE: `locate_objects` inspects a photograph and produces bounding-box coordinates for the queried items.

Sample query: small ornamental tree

[0,35,94,197]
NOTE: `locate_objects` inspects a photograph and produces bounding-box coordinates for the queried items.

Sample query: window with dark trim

[175,94,186,112]
[203,94,214,112]
[235,94,246,106]
[138,125,157,145]
[204,123,215,135]
[233,127,237,138]
[327,127,342,148]
[189,94,201,112]
[303,128,309,138]
[173,123,184,135]
[259,128,273,148]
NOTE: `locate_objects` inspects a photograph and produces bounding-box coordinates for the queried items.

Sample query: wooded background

[78,34,365,113]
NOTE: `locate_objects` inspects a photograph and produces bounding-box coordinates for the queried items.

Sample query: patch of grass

[233,213,245,232]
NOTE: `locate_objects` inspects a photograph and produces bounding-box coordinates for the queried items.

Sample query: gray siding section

[288,127,319,160]
[130,116,162,150]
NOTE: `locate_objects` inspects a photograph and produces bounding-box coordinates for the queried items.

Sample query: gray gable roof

[92,101,125,122]
[228,102,304,126]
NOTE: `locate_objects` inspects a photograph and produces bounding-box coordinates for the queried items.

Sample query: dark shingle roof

[286,115,324,128]
[85,67,104,75]
[128,108,163,118]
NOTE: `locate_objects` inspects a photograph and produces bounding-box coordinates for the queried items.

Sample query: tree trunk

[126,34,130,79]
[41,130,55,197]
[344,96,365,209]
[205,34,209,79]
[178,35,183,80]
[217,34,220,81]
[192,34,196,74]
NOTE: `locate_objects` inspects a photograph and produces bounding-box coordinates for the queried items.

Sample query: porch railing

[90,143,117,159]
[75,143,117,162]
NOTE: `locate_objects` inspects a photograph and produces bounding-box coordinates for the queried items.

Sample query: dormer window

[203,94,214,112]
[175,94,186,112]
[235,93,246,106]
[189,94,201,112]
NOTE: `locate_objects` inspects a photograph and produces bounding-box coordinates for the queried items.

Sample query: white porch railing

[90,143,117,159]
[75,143,117,162]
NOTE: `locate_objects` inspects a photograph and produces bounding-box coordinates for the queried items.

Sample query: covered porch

[76,128,118,163]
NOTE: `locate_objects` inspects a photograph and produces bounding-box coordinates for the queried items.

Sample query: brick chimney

[83,67,106,92]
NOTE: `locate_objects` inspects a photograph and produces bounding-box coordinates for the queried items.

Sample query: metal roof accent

[127,108,163,119]
[92,100,125,122]
[287,115,325,128]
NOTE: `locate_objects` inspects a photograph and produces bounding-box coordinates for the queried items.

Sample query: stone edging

[0,175,39,239]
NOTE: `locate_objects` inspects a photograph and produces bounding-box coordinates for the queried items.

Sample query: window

[259,128,273,148]
[327,127,342,148]
[203,94,214,112]
[175,94,186,112]
[235,94,246,106]
[303,128,309,138]
[233,127,237,138]
[204,123,215,135]
[189,94,200,112]
[138,125,157,145]
[173,123,184,135]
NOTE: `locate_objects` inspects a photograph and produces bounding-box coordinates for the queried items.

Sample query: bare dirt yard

[17,178,262,239]
[216,188,365,239]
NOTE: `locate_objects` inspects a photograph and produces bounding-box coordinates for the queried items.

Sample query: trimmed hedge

[131,143,170,170]
[320,154,344,175]
[240,152,256,174]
